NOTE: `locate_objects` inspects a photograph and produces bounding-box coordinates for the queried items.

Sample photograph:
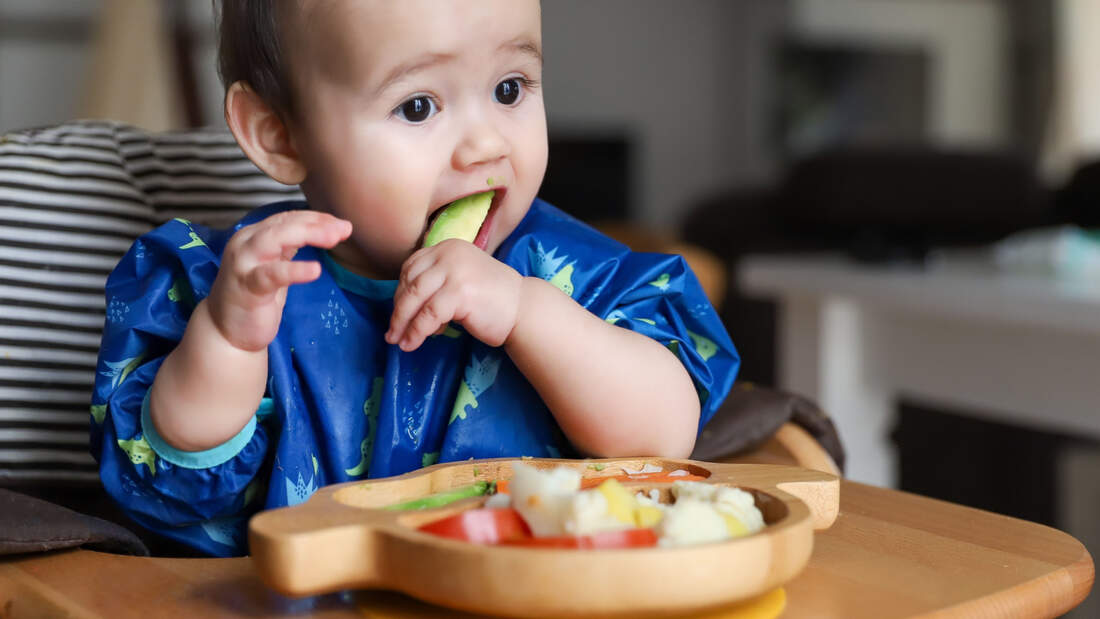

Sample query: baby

[91,0,739,556]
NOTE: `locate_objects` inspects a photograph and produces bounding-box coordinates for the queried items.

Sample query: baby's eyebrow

[374,39,542,97]
[504,39,543,65]
[374,52,455,97]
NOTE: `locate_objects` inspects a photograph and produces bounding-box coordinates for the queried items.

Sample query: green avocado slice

[422,191,494,248]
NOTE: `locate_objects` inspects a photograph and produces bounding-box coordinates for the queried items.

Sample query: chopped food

[411,464,766,549]
[417,508,530,544]
[384,481,493,511]
[670,480,766,536]
[502,527,658,549]
[509,462,582,536]
[417,508,657,549]
[657,498,734,546]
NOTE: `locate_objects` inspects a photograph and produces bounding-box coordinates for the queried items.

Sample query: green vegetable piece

[383,481,491,511]
[423,191,494,248]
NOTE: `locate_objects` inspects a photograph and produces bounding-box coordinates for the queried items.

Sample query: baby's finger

[244,260,322,297]
[386,267,446,344]
[398,289,458,351]
[397,247,438,294]
[244,212,352,262]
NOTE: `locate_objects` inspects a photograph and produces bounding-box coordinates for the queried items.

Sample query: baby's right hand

[206,210,352,352]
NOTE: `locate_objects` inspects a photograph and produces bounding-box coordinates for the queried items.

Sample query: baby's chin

[326,240,403,280]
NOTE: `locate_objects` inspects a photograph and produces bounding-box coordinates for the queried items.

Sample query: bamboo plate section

[249,458,839,618]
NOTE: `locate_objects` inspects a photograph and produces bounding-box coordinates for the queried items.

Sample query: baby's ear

[224,81,306,185]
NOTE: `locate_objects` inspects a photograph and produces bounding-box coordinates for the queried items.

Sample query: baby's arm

[387,240,700,458]
[506,276,700,457]
[150,211,351,451]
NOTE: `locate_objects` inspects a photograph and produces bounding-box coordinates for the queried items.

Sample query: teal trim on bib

[140,390,265,469]
[320,251,398,300]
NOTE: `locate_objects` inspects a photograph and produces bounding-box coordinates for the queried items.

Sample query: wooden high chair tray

[249,458,839,618]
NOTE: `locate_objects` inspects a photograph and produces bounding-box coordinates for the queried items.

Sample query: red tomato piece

[417,508,531,544]
[502,527,658,549]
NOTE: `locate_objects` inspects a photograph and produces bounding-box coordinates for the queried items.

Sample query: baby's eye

[394,96,438,123]
[494,78,523,105]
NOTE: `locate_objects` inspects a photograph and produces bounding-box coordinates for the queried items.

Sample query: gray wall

[541,1,786,228]
[0,0,98,131]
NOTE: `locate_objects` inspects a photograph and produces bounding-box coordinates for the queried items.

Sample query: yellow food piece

[595,478,667,528]
[596,479,636,524]
[635,505,664,528]
[722,513,749,538]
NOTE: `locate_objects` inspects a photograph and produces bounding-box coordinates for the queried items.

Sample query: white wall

[790,0,1010,149]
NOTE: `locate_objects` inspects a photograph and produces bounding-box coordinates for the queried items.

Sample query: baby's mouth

[473,189,505,250]
[422,188,506,250]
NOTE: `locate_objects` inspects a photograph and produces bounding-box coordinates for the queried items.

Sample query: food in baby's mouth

[423,191,494,248]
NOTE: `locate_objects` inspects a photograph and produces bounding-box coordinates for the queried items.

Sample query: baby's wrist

[504,276,556,349]
[184,299,263,361]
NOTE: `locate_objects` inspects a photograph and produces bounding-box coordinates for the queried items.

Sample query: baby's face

[284,0,547,279]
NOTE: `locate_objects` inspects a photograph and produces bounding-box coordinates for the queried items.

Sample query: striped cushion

[0,120,302,486]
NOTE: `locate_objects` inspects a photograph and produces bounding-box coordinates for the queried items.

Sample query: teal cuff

[141,390,270,469]
[320,250,398,299]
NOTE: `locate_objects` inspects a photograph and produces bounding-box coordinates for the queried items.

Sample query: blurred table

[739,252,1100,487]
[0,479,1092,618]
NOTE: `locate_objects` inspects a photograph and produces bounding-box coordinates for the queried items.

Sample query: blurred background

[4,0,1100,611]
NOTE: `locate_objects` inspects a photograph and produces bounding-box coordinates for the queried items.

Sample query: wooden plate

[249,458,839,618]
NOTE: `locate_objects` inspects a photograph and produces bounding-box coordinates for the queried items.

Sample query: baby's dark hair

[215,0,296,119]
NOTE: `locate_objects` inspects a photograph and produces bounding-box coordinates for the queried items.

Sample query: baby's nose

[453,122,510,169]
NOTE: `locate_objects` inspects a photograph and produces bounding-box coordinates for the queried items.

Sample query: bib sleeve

[90,218,271,556]
[593,249,740,430]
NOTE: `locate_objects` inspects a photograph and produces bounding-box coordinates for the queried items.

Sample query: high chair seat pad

[691,382,846,471]
[0,488,148,556]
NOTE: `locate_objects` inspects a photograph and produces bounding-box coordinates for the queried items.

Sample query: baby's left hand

[386,239,523,351]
